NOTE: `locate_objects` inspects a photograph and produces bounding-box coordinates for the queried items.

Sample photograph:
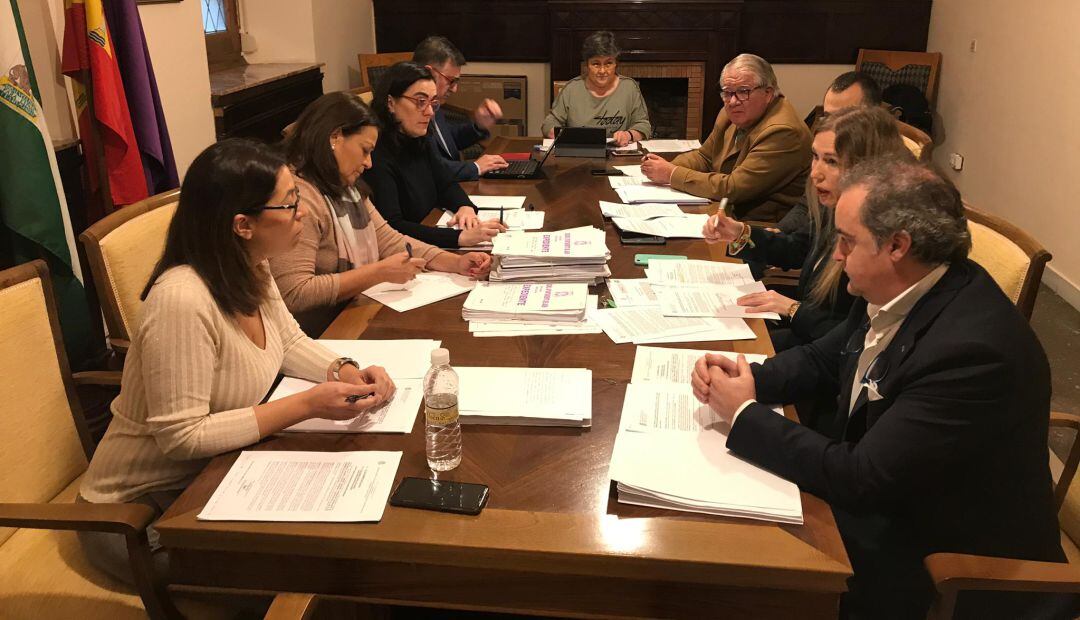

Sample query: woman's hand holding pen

[302,380,383,421]
[456,252,492,279]
[703,211,744,244]
[640,153,676,184]
[376,251,426,284]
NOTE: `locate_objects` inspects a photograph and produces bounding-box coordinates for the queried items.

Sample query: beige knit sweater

[80,265,338,504]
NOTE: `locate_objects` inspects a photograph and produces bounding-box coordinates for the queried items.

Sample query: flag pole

[78,67,113,218]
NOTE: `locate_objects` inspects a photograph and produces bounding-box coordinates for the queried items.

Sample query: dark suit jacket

[367,135,475,248]
[727,260,1065,619]
[428,107,489,182]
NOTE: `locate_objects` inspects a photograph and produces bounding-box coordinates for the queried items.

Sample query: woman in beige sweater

[270,92,492,335]
[79,139,395,584]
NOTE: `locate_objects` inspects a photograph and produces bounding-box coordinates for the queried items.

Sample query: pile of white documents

[606,165,710,205]
[268,339,440,434]
[468,295,603,338]
[461,281,591,323]
[490,226,611,283]
[454,366,592,427]
[645,259,781,321]
[362,272,476,312]
[599,199,709,239]
[608,346,803,524]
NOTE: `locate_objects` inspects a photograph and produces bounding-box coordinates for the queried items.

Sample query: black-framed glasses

[243,196,300,219]
[398,93,435,111]
[719,85,765,102]
[428,65,460,88]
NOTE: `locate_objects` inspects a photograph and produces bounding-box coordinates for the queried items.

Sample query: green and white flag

[1,0,93,362]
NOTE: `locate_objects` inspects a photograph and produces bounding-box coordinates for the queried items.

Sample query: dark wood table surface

[155,137,851,619]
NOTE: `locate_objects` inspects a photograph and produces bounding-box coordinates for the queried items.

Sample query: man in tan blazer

[641,54,812,222]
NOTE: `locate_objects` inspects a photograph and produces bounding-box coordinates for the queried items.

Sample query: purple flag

[101,0,179,195]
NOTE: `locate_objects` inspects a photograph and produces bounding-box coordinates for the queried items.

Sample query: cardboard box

[451,74,528,128]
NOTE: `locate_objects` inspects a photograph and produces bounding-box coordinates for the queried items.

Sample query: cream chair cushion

[98,202,177,337]
[0,475,144,619]
[968,220,1030,304]
[0,278,88,547]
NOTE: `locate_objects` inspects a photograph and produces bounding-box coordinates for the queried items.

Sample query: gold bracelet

[787,301,801,320]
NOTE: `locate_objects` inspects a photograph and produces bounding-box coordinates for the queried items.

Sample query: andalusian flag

[62,0,148,209]
[1,0,94,362]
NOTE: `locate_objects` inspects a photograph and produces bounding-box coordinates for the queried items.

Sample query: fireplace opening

[637,77,689,139]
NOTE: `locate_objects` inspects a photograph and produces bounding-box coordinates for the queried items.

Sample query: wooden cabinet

[210,63,325,143]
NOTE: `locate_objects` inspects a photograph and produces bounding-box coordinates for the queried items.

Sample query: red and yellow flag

[61,0,148,209]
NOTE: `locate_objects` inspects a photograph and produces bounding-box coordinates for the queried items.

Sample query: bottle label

[425,402,459,426]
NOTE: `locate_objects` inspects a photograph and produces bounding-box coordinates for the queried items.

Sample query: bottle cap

[430,348,449,366]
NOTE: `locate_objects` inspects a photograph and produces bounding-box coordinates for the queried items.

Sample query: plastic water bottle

[423,348,462,471]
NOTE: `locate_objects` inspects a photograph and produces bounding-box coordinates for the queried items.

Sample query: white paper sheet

[491,226,609,260]
[612,214,709,239]
[274,378,423,434]
[197,451,402,522]
[454,367,592,425]
[613,164,645,177]
[653,282,782,320]
[362,272,476,312]
[598,201,687,220]
[614,184,710,205]
[437,209,544,231]
[645,259,756,286]
[468,195,527,211]
[621,383,723,432]
[638,139,702,153]
[631,346,767,384]
[606,279,659,307]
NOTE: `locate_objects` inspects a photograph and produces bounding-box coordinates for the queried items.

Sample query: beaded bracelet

[727,223,756,255]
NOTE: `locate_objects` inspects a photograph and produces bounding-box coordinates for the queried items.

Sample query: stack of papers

[614,184,710,205]
[455,366,592,426]
[638,139,702,153]
[612,213,710,239]
[269,339,440,434]
[462,281,590,323]
[469,295,604,337]
[362,272,476,312]
[591,306,756,344]
[606,278,659,307]
[598,201,687,219]
[438,210,544,232]
[490,226,611,283]
[641,259,781,320]
[198,450,401,522]
[608,346,802,524]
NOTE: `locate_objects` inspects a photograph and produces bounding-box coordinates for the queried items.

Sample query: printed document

[362,272,476,312]
[454,367,592,426]
[638,139,702,153]
[606,279,659,307]
[631,346,766,384]
[197,451,402,522]
[438,209,543,231]
[654,282,782,320]
[645,259,755,286]
[592,306,756,344]
[612,214,709,239]
[598,201,686,219]
[614,184,710,205]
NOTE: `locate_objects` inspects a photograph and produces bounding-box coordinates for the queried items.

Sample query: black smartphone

[619,229,666,245]
[389,477,490,515]
[591,169,625,176]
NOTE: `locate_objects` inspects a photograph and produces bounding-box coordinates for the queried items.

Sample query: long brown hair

[141,139,286,316]
[806,106,914,307]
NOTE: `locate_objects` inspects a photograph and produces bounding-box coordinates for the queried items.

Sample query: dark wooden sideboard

[373,0,932,137]
[210,63,325,143]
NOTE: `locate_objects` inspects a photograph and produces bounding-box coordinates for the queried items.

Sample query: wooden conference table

[156,137,852,618]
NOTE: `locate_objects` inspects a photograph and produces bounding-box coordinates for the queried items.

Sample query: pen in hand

[405,241,414,259]
[498,206,504,225]
[711,197,730,228]
[345,393,373,404]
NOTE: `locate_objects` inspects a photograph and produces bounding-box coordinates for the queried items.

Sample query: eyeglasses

[719,85,765,102]
[398,94,435,111]
[243,196,300,219]
[428,65,460,88]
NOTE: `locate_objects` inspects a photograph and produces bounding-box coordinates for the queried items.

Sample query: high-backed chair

[357,51,412,91]
[965,204,1051,321]
[856,48,942,108]
[0,260,178,619]
[924,411,1080,619]
[80,190,179,355]
[553,79,568,101]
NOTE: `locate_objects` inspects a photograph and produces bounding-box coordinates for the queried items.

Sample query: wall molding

[1043,265,1080,312]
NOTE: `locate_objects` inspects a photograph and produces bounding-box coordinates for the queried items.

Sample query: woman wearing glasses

[366,62,506,249]
[703,106,916,352]
[77,139,395,584]
[270,91,494,335]
[541,31,652,147]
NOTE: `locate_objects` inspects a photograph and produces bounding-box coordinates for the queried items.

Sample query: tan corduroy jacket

[670,95,812,222]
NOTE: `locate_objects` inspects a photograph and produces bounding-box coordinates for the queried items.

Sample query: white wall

[773,64,853,119]
[138,0,216,177]
[242,0,316,65]
[15,0,75,142]
[928,0,1080,304]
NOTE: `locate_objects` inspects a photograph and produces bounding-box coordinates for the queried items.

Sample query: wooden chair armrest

[926,552,1080,593]
[265,593,319,620]
[1050,411,1080,511]
[0,500,156,535]
[72,370,123,386]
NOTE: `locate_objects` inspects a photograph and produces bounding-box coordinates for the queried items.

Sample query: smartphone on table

[389,477,489,515]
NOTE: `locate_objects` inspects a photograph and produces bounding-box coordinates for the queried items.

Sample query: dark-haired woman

[77,139,394,584]
[270,91,492,335]
[366,61,506,248]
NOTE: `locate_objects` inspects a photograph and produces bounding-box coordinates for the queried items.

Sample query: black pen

[345,393,373,404]
[498,206,504,225]
[405,241,414,259]
[527,203,536,211]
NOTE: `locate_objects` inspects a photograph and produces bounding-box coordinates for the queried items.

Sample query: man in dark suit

[692,158,1069,618]
[412,36,509,181]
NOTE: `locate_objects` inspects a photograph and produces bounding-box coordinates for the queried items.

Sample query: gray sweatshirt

[541,76,652,139]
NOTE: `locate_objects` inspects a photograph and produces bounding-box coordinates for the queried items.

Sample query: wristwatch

[787,301,801,320]
[329,357,360,381]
